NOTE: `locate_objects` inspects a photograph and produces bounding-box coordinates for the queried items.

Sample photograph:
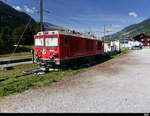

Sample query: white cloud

[23,5,37,14]
[70,14,131,23]
[112,24,121,28]
[13,6,22,11]
[129,12,138,18]
[12,5,38,14]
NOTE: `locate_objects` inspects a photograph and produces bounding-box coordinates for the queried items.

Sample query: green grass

[111,48,130,58]
[0,63,87,97]
[0,45,33,58]
[0,49,130,97]
[96,49,130,63]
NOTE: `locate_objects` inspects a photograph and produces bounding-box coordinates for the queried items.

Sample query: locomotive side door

[62,37,70,59]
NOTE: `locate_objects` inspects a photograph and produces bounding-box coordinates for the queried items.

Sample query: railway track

[16,68,44,77]
[0,58,32,65]
[0,57,32,71]
[0,68,44,83]
[0,55,100,83]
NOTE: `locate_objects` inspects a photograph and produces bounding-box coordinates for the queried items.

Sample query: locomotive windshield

[35,38,44,46]
[45,37,58,47]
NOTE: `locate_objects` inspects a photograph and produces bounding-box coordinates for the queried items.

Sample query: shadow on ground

[66,53,117,71]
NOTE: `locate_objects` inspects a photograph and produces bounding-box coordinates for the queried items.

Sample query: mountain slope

[0,1,38,53]
[0,1,69,34]
[43,22,67,31]
[0,1,68,53]
[0,1,36,32]
[105,18,150,41]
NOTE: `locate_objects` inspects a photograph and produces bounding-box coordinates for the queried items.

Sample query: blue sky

[1,0,150,37]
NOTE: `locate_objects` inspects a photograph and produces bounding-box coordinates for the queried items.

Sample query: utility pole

[0,15,2,33]
[103,24,106,42]
[40,0,44,31]
[0,16,3,33]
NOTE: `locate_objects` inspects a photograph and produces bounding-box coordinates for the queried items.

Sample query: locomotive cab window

[64,38,69,45]
[45,37,58,47]
[35,38,44,46]
[97,41,102,50]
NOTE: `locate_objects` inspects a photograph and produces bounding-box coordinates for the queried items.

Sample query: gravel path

[0,49,150,113]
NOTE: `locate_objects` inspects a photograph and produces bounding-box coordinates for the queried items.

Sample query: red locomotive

[33,30,104,71]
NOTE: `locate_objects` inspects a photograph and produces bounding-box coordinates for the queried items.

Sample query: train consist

[33,30,104,71]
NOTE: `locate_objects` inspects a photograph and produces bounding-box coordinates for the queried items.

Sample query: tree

[0,33,14,53]
[12,24,39,45]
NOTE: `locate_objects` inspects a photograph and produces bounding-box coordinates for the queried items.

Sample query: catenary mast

[40,0,44,31]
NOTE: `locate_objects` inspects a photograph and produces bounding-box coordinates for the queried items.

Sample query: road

[0,49,150,113]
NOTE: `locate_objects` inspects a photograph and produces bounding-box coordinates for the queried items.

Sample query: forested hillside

[105,18,150,41]
[0,1,39,54]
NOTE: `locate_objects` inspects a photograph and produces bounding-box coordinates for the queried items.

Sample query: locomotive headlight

[34,51,38,55]
[42,49,47,55]
[49,49,54,52]
[52,52,58,57]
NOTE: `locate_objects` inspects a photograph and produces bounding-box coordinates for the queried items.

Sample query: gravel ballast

[0,49,150,113]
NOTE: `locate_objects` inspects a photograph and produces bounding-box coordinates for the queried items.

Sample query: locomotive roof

[36,30,99,40]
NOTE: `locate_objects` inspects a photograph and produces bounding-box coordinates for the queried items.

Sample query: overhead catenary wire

[32,0,98,35]
[45,13,103,40]
[45,12,92,33]
[8,17,32,61]
[46,13,107,38]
